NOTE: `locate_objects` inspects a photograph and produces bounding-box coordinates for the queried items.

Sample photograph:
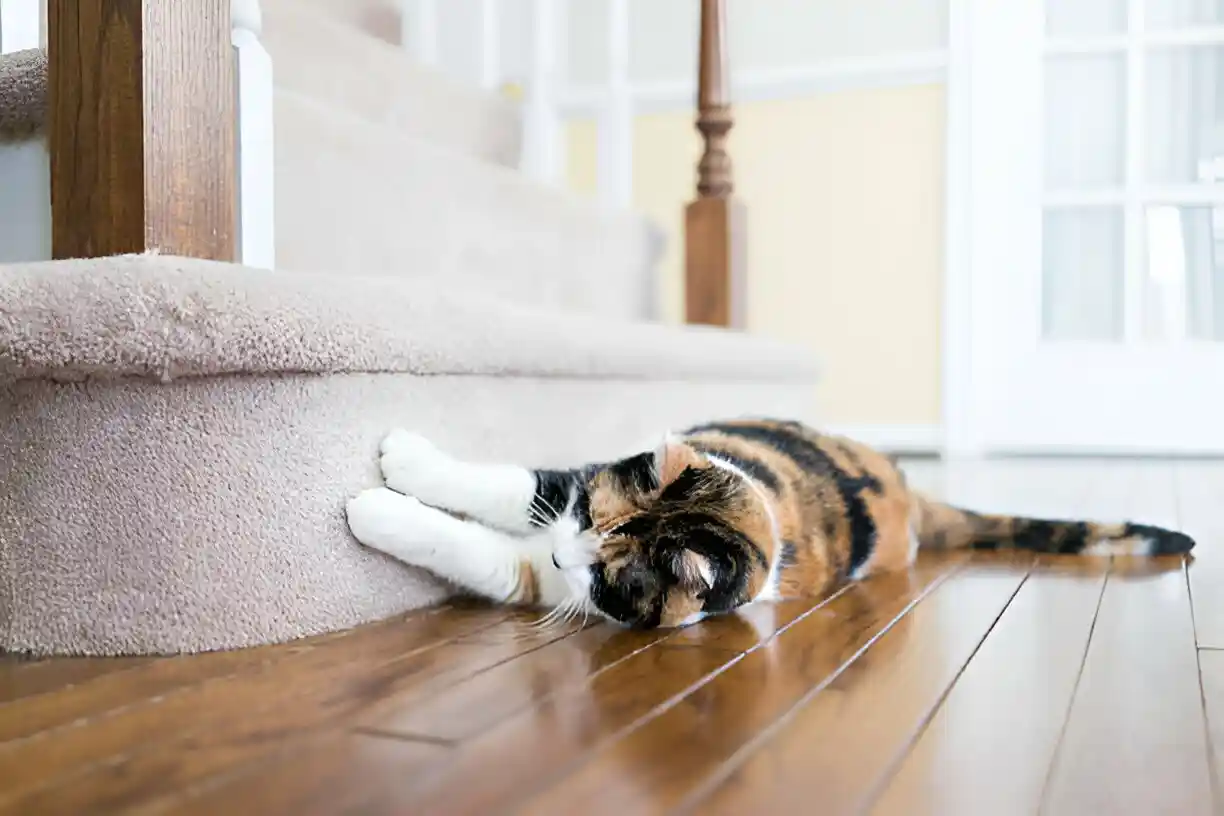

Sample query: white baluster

[522,0,563,185]
[479,0,499,89]
[0,0,40,53]
[596,0,632,210]
[403,0,440,68]
[232,0,275,269]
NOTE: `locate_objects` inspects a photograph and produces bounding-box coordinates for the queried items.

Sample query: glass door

[967,0,1224,453]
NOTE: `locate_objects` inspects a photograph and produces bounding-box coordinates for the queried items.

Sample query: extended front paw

[346,486,434,558]
[379,430,451,498]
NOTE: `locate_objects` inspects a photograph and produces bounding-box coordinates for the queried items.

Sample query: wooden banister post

[47,0,236,261]
[685,0,745,328]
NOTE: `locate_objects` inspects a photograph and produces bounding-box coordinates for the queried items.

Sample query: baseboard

[822,423,943,455]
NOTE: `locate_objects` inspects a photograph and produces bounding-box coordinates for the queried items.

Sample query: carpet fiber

[0,48,45,142]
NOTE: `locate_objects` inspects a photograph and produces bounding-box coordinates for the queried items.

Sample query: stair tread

[0,254,818,384]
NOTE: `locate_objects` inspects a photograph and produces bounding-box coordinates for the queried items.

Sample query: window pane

[1145,206,1224,341]
[1043,209,1125,340]
[1046,0,1126,37]
[1146,46,1224,184]
[1045,56,1127,188]
[1147,0,1224,29]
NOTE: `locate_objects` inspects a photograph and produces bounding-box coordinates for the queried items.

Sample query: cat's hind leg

[345,487,570,608]
[377,430,578,534]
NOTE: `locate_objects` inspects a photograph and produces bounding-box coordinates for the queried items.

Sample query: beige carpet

[0,255,819,655]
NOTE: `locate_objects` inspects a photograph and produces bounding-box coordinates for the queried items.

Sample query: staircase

[0,0,819,656]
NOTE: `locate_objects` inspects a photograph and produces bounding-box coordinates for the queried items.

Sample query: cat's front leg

[377,430,580,534]
[345,487,569,607]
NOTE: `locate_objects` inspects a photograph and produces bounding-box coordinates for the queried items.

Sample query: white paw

[379,430,452,499]
[346,487,440,560]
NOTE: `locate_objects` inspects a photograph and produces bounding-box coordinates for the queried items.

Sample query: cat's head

[554,440,777,629]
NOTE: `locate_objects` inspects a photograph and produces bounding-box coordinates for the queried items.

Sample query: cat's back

[681,418,902,490]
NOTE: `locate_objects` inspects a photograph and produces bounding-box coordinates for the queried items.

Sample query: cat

[345,418,1196,629]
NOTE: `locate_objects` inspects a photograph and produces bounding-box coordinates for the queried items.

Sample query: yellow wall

[567,84,946,426]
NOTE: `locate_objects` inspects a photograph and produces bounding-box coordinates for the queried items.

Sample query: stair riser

[0,373,812,655]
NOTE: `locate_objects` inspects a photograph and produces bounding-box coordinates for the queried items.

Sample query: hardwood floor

[1,458,1221,814]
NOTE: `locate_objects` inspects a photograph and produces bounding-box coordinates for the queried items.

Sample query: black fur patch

[1124,523,1196,555]
[603,510,764,623]
[605,451,660,495]
[531,470,577,527]
[688,443,782,491]
[1009,520,1090,554]
[659,466,708,503]
[778,540,798,570]
[689,422,882,575]
[589,561,662,628]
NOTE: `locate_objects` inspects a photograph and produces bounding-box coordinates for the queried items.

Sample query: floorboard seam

[672,554,975,814]
[1185,557,1222,812]
[0,611,518,808]
[862,557,1036,810]
[1034,556,1112,812]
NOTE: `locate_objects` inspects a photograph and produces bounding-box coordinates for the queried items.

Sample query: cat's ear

[672,549,714,590]
[654,436,707,489]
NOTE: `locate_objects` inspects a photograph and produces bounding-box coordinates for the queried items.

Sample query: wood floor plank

[0,657,154,705]
[0,607,511,808]
[1196,649,1224,802]
[358,583,847,744]
[662,588,847,653]
[868,556,1108,815]
[0,613,571,813]
[357,624,674,742]
[536,553,1022,816]
[167,733,445,815]
[337,639,742,814]
[0,609,459,744]
[1041,563,1213,814]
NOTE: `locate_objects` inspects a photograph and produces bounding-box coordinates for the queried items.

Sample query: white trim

[403,0,440,68]
[478,0,500,89]
[557,51,949,116]
[521,0,563,185]
[595,0,632,210]
[824,424,944,455]
[1046,25,1224,55]
[942,0,976,458]
[0,0,40,53]
[1044,185,1224,207]
[231,0,261,35]
[232,21,275,269]
[1122,0,1146,343]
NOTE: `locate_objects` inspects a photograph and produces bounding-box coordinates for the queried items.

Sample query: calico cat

[345,419,1195,629]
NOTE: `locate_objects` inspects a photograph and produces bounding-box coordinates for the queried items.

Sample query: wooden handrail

[47,0,236,260]
[684,0,744,328]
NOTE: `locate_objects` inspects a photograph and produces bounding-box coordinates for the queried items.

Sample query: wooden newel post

[684,0,745,328]
[47,0,237,261]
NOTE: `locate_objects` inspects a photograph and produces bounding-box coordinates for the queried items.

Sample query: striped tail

[914,495,1195,557]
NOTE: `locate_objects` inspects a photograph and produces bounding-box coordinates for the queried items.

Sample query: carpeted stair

[0,6,820,656]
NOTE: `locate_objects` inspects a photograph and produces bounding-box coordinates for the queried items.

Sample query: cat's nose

[551,553,561,570]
